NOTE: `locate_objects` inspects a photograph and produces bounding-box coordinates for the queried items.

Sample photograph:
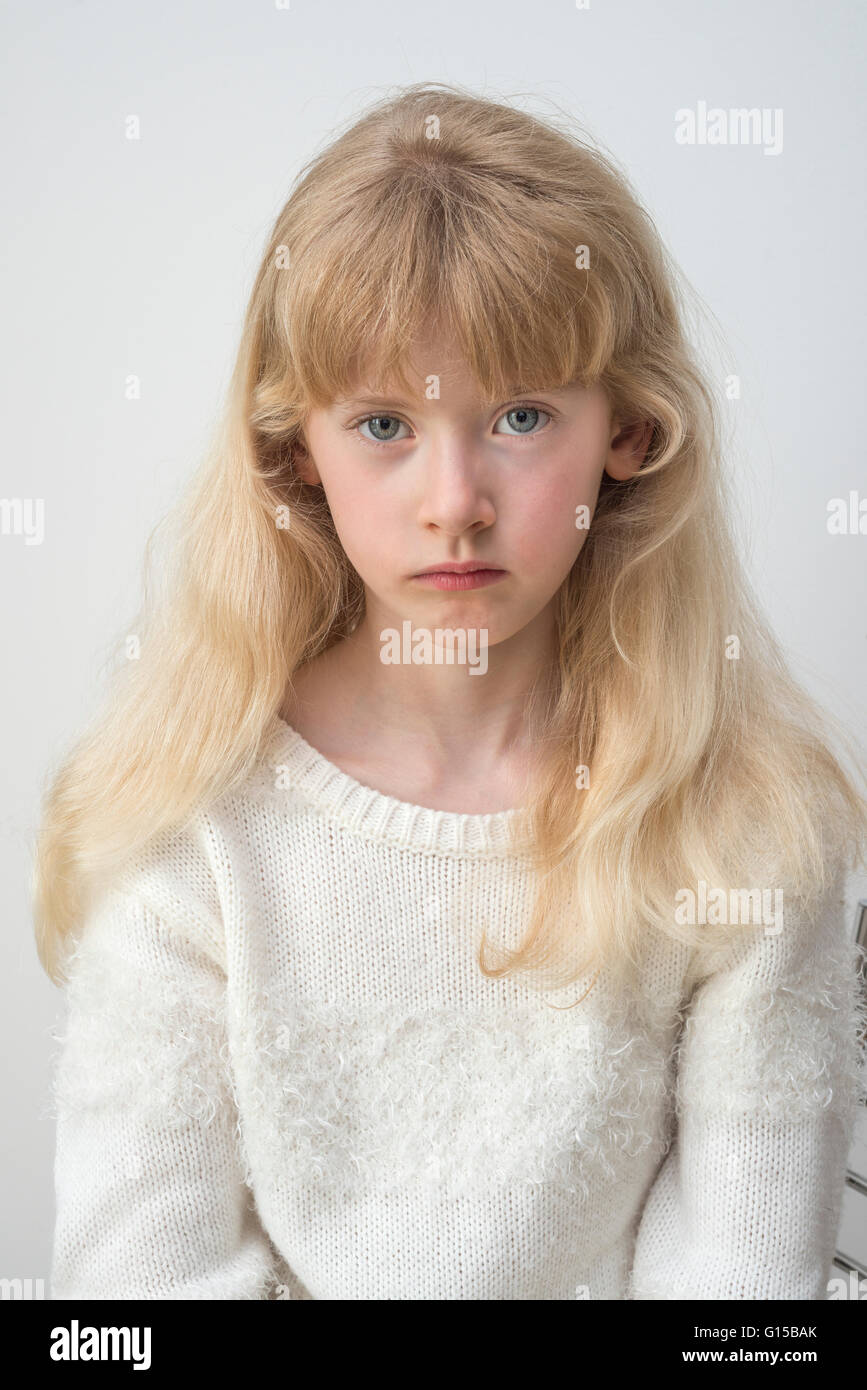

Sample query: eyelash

[345,402,555,448]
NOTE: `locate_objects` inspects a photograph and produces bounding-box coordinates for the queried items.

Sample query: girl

[37,81,867,1300]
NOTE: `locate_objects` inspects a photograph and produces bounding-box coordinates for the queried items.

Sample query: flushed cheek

[324,481,399,571]
[508,470,596,572]
[345,519,407,586]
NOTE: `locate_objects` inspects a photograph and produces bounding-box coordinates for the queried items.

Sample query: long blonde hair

[33,80,866,993]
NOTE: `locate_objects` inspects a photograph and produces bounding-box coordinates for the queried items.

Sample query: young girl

[37,81,867,1301]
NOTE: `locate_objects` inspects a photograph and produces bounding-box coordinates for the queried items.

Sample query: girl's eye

[493,405,551,436]
[354,403,551,445]
[357,415,411,443]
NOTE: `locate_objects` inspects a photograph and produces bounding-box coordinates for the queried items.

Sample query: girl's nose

[416,443,496,535]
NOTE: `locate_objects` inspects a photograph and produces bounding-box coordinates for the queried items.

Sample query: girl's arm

[50,886,279,1299]
[628,846,867,1300]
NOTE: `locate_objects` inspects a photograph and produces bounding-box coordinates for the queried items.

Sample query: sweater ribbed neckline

[266,714,526,859]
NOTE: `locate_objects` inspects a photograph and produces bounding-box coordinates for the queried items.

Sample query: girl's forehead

[293,305,598,413]
[329,347,568,405]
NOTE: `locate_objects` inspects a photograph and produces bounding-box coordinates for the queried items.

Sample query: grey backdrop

[2,0,865,1286]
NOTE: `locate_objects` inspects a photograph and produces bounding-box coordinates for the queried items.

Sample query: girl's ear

[603,417,655,481]
[293,435,322,487]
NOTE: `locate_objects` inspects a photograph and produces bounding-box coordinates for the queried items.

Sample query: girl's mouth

[410,569,508,591]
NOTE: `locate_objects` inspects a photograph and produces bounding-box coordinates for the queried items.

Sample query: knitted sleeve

[50,825,281,1300]
[627,847,867,1300]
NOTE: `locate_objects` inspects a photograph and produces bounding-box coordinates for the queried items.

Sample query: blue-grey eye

[494,406,548,436]
[359,415,407,442]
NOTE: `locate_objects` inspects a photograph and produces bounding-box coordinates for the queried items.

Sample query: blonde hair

[33,81,867,993]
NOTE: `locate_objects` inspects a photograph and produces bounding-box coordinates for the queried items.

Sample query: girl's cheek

[519,472,594,545]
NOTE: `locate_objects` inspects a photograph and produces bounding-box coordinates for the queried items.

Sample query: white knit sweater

[50,715,867,1300]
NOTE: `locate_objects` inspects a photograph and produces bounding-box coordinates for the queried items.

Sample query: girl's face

[293,332,649,648]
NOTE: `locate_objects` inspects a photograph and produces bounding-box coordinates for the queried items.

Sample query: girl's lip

[411,569,508,591]
[414,562,505,574]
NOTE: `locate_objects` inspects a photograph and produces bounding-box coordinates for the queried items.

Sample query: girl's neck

[279,617,555,815]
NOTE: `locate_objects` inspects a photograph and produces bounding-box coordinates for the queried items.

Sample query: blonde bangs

[252,93,633,427]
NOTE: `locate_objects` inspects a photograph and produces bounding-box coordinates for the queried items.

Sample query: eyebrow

[336,384,569,407]
[336,394,414,408]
